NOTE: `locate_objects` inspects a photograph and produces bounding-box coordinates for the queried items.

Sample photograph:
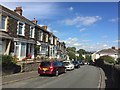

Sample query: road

[2,65,105,88]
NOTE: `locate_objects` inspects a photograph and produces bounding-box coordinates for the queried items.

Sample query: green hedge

[99,55,115,64]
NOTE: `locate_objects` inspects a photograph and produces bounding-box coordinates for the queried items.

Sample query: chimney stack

[42,26,47,30]
[32,18,37,24]
[14,7,22,15]
[112,46,115,50]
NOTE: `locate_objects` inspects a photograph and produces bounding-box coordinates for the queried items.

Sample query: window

[14,42,20,57]
[1,16,6,30]
[39,31,43,41]
[17,21,25,36]
[14,42,26,58]
[21,42,26,57]
[46,34,48,42]
[30,26,35,38]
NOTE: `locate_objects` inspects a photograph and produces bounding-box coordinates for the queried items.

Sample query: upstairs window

[39,31,43,41]
[46,34,48,42]
[30,26,35,38]
[1,16,7,30]
[17,21,25,36]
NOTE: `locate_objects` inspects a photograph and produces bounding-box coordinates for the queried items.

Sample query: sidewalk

[2,71,38,85]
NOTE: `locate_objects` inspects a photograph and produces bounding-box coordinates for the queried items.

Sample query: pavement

[2,71,38,85]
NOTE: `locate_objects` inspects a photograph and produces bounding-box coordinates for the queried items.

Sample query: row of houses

[92,47,119,62]
[0,5,67,62]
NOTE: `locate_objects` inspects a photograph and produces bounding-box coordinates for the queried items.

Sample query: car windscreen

[73,61,78,64]
[63,62,70,66]
[40,62,51,67]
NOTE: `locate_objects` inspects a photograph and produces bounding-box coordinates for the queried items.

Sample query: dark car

[38,61,66,76]
[72,60,80,68]
[79,60,85,65]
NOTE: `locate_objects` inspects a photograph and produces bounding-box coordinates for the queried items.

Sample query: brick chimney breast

[14,7,22,15]
[32,18,37,24]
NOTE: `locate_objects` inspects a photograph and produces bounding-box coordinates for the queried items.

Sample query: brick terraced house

[0,5,67,62]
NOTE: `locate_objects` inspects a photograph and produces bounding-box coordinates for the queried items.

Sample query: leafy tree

[77,54,84,60]
[85,55,92,62]
[66,47,76,60]
[66,47,76,52]
[77,49,86,54]
[67,51,76,60]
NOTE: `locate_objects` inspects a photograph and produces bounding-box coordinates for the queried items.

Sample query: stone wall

[22,62,40,72]
[95,59,120,88]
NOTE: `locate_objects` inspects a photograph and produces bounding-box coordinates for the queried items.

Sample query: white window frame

[29,26,35,38]
[39,31,43,41]
[17,21,25,36]
[14,42,26,59]
[1,15,7,31]
[46,34,48,42]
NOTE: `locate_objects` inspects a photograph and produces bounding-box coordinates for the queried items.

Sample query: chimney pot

[112,46,115,50]
[14,6,22,15]
[32,18,37,24]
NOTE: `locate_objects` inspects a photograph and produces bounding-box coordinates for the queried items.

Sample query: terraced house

[0,5,67,62]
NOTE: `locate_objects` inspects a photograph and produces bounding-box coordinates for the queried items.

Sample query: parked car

[72,60,80,68]
[62,60,74,70]
[79,60,84,65]
[38,61,66,76]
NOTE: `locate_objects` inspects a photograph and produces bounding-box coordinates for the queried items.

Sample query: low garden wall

[95,59,120,88]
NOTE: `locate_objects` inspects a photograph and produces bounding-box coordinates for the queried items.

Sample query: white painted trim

[17,21,25,36]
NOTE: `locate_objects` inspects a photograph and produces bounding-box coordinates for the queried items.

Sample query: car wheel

[64,69,67,73]
[55,70,59,76]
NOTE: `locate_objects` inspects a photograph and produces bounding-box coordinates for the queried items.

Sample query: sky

[1,2,119,51]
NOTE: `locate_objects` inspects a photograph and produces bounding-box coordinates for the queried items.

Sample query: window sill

[0,29,7,32]
[17,34,25,36]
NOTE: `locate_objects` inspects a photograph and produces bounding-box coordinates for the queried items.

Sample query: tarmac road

[2,65,105,88]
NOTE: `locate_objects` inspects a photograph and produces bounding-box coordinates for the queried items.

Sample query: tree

[77,49,86,54]
[67,51,76,60]
[66,47,76,60]
[85,55,91,62]
[66,47,76,53]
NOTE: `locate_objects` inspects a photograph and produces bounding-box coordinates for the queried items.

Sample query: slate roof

[96,48,118,55]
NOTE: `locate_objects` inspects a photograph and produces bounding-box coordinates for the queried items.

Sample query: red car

[38,61,66,76]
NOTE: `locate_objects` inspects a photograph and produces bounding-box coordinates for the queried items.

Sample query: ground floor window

[14,42,26,59]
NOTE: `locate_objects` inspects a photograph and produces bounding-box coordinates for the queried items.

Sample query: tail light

[49,66,54,71]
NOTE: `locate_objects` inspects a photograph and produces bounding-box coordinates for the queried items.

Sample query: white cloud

[69,6,74,11]
[79,28,86,32]
[113,40,120,43]
[102,35,108,38]
[109,18,118,22]
[63,37,112,51]
[62,16,102,26]
[103,44,108,47]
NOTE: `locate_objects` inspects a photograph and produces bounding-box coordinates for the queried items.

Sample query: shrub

[117,58,120,64]
[2,55,18,70]
[99,55,115,64]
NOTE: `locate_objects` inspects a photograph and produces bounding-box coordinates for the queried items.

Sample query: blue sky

[1,2,119,51]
